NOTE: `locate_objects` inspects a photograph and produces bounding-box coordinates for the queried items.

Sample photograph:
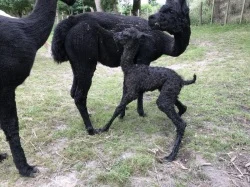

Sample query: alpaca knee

[156,99,172,112]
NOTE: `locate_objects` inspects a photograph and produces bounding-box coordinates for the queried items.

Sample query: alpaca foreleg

[101,104,127,132]
[137,92,146,117]
[101,93,137,132]
[0,88,38,177]
[119,82,127,119]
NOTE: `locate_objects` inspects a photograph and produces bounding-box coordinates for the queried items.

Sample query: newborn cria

[99,28,196,161]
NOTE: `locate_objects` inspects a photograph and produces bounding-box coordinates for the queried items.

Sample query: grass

[0,24,250,186]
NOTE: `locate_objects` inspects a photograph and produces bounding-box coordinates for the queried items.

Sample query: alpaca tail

[51,16,76,63]
[183,74,196,85]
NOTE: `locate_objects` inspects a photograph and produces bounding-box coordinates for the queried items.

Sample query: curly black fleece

[100,27,196,161]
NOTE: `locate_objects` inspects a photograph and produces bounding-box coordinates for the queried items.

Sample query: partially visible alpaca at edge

[0,0,75,177]
[51,0,191,135]
[99,28,196,161]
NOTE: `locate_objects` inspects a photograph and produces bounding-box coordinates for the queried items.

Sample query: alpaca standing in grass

[0,0,75,177]
[99,28,196,161]
[52,0,190,135]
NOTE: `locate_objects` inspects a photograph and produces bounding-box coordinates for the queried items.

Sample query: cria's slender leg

[120,91,145,118]
[137,92,146,117]
[72,62,98,135]
[157,90,186,161]
[119,81,127,119]
[175,99,187,116]
[101,93,138,132]
[0,88,38,177]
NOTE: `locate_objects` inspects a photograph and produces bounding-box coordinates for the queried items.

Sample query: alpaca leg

[73,63,98,135]
[175,99,187,116]
[101,91,138,132]
[119,81,127,119]
[0,88,38,177]
[157,91,186,161]
[70,63,77,99]
[0,153,8,162]
[137,92,146,117]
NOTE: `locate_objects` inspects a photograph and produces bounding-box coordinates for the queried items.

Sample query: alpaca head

[113,28,146,45]
[148,0,190,34]
[61,0,76,6]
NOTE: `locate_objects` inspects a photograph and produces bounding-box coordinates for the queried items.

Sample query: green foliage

[0,0,34,17]
[140,3,161,19]
[57,0,95,15]
[190,1,212,25]
[119,0,160,17]
[101,0,118,12]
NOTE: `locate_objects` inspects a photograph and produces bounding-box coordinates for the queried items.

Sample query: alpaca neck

[121,41,139,73]
[163,26,191,57]
[24,0,58,49]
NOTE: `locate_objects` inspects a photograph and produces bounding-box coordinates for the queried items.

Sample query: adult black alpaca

[99,27,196,161]
[52,0,190,135]
[0,0,75,177]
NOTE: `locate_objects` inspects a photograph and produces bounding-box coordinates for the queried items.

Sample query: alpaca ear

[180,0,189,15]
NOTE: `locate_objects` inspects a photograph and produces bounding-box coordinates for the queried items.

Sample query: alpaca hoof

[0,153,8,162]
[156,154,176,163]
[119,113,125,119]
[139,112,146,117]
[19,165,39,177]
[96,126,109,133]
[164,154,176,162]
[87,128,100,135]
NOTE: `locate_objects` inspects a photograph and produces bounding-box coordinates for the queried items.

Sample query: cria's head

[148,0,189,34]
[114,27,147,45]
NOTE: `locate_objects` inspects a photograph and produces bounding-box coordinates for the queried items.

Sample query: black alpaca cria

[99,28,196,161]
[0,0,75,177]
[51,0,190,135]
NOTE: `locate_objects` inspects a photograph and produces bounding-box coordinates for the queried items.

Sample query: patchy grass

[0,24,250,186]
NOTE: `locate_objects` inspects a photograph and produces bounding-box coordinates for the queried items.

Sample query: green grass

[0,24,250,186]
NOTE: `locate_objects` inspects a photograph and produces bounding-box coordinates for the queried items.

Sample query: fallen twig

[230,179,240,187]
[245,162,250,168]
[200,162,212,166]
[173,161,188,170]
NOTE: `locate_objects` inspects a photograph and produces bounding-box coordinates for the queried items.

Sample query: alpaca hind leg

[175,99,187,116]
[73,63,98,135]
[70,63,77,99]
[0,88,38,177]
[157,92,186,161]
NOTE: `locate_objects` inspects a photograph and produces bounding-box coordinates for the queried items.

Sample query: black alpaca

[99,27,196,161]
[0,0,75,177]
[51,0,190,135]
